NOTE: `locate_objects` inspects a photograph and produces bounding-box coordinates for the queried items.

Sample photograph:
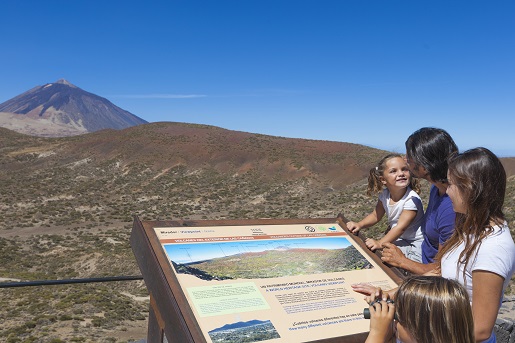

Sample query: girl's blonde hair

[366,153,420,196]
[396,276,474,343]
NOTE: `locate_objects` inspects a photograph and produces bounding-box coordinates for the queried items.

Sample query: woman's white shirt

[440,222,515,300]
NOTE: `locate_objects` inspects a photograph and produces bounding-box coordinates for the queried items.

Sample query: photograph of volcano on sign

[208,319,280,343]
[164,237,373,281]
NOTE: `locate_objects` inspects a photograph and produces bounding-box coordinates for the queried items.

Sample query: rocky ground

[0,124,513,342]
[499,296,515,321]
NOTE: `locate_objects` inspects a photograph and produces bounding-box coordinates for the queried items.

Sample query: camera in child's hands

[363,298,396,319]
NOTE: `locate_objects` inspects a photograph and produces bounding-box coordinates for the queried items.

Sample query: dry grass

[0,124,513,342]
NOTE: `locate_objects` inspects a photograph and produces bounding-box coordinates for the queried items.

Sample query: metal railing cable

[0,275,144,288]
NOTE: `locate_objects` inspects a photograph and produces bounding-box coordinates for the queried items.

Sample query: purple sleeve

[437,198,456,245]
[403,197,419,211]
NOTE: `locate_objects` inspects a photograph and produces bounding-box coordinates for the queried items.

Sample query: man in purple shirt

[421,185,455,263]
[380,127,458,274]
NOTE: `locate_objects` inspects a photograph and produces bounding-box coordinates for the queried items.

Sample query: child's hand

[365,238,382,251]
[365,300,396,343]
[346,221,361,235]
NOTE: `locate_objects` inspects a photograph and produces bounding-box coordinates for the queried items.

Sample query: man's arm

[381,243,437,275]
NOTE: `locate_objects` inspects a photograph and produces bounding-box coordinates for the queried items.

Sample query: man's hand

[351,284,390,304]
[381,242,408,268]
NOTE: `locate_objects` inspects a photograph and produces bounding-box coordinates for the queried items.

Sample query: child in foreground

[346,153,424,262]
[365,275,474,343]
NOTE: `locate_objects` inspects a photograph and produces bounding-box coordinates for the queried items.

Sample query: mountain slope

[0,122,387,189]
[0,79,147,136]
[0,122,391,237]
[0,123,514,342]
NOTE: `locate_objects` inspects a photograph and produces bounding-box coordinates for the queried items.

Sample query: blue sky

[1,1,514,156]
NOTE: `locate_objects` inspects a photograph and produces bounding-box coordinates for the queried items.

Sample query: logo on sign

[305,225,316,232]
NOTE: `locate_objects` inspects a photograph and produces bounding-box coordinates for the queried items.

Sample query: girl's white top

[378,187,424,242]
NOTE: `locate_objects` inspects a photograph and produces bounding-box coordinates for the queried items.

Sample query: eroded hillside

[0,124,514,342]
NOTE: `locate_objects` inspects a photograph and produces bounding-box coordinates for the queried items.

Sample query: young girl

[346,153,424,262]
[365,275,475,343]
[437,147,515,342]
[381,127,457,274]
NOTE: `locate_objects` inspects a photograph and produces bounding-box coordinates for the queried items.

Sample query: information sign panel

[131,217,402,343]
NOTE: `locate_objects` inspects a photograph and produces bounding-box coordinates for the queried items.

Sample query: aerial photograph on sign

[164,236,373,281]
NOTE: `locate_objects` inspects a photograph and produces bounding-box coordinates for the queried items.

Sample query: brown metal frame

[131,215,404,343]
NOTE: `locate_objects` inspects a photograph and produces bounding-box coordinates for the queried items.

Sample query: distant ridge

[209,320,270,333]
[0,79,147,136]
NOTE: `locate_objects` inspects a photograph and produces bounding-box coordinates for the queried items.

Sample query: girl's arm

[347,200,385,235]
[472,271,505,342]
[366,209,416,251]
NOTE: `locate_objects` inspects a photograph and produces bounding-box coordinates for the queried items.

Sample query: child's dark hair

[367,153,420,196]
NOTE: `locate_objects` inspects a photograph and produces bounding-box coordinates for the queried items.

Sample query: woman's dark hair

[405,127,458,183]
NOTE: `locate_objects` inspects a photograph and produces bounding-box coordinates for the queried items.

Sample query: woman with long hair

[436,147,515,342]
